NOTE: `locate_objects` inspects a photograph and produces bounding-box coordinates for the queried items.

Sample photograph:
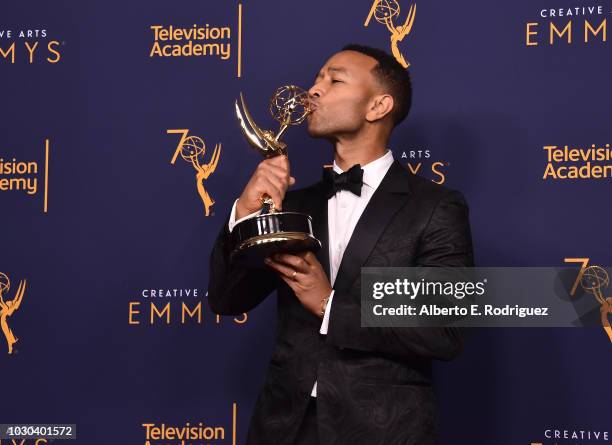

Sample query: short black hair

[342,44,412,127]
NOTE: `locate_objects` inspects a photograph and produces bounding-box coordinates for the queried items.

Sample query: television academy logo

[150,24,231,60]
[0,138,51,213]
[149,3,244,77]
[0,28,62,64]
[142,403,238,445]
[167,129,222,217]
[542,144,611,180]
[0,271,27,355]
[364,0,416,68]
[565,257,612,344]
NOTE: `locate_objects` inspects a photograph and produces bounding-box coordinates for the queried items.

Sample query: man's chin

[306,122,330,139]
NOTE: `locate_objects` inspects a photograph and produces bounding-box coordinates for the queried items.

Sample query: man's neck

[333,137,388,171]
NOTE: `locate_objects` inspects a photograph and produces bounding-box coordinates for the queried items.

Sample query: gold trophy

[231,86,322,267]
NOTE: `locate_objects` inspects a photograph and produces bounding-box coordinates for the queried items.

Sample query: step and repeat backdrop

[1,0,611,444]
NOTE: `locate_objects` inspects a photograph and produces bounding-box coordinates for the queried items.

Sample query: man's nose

[308,84,322,100]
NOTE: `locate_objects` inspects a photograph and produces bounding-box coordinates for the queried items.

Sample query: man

[208,44,474,445]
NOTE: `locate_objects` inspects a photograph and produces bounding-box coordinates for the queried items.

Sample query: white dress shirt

[227,149,395,397]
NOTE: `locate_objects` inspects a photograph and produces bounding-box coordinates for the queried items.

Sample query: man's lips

[307,103,318,118]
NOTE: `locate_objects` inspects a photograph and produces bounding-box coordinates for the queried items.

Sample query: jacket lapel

[332,159,412,292]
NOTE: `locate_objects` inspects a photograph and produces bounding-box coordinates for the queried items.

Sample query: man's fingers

[267,155,290,170]
[265,257,298,280]
[240,155,292,216]
[259,171,285,196]
[298,251,317,266]
[271,253,309,273]
[261,162,289,178]
[259,176,283,209]
[260,162,292,188]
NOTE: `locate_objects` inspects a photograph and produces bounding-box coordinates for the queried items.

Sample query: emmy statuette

[231,86,322,267]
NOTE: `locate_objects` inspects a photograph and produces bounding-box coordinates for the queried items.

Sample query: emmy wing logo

[364,0,416,68]
[565,258,612,345]
[0,272,26,354]
[168,129,221,216]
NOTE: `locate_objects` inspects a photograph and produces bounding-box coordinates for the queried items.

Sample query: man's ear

[365,94,394,123]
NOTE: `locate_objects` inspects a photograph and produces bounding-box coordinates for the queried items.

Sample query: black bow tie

[322,164,364,199]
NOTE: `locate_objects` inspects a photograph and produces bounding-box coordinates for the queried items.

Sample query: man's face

[306,50,380,139]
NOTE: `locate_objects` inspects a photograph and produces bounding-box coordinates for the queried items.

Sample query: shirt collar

[332,149,394,189]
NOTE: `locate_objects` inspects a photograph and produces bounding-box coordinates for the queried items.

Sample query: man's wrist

[235,199,256,220]
[229,199,261,233]
[319,292,331,319]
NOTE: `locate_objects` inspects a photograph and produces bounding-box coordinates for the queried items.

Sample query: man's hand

[235,155,295,220]
[264,251,332,318]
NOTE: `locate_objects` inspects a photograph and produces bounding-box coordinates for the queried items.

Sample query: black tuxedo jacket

[208,159,474,445]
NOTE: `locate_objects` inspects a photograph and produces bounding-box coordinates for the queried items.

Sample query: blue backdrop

[2,1,611,444]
